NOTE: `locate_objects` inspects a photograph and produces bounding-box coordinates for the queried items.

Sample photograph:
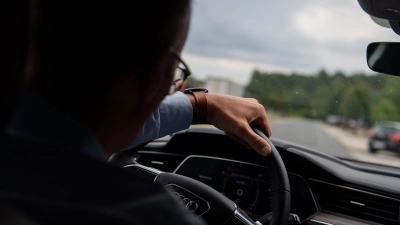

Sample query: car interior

[109,126,400,225]
[108,1,400,224]
[2,0,400,225]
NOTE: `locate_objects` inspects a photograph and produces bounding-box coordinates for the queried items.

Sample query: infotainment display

[174,156,272,219]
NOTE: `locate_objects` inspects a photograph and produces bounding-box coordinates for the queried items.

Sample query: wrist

[203,93,218,124]
[185,93,196,110]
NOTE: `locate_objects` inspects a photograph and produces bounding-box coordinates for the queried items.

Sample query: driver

[0,1,272,224]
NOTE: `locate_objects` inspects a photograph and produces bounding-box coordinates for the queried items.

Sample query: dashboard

[174,156,272,219]
[113,127,400,225]
[174,155,318,222]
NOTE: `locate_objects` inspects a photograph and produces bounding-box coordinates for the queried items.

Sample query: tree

[339,82,372,120]
[370,99,398,122]
[381,77,400,113]
[246,69,400,123]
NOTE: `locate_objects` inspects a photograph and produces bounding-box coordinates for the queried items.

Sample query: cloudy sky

[182,0,400,85]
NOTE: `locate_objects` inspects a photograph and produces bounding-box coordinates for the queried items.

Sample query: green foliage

[246,69,400,123]
[339,82,372,121]
[370,99,398,122]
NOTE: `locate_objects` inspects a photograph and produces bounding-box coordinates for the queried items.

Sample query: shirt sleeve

[126,92,193,149]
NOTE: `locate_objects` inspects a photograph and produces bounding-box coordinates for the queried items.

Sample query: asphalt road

[271,119,352,159]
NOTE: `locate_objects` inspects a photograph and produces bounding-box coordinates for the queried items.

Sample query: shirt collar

[6,90,106,161]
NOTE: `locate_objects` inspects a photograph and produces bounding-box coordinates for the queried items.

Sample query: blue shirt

[5,91,193,160]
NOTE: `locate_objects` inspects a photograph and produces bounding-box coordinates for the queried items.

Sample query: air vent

[134,151,186,172]
[310,179,400,225]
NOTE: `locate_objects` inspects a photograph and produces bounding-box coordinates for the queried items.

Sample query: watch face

[184,88,209,94]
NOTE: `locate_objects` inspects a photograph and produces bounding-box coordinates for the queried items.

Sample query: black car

[369,122,400,156]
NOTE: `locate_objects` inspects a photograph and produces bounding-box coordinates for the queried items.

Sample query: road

[271,119,352,159]
[191,120,400,167]
[271,118,400,168]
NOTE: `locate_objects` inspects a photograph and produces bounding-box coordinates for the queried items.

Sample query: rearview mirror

[367,42,400,76]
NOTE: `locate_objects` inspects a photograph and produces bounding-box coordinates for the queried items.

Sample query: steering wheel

[112,128,291,225]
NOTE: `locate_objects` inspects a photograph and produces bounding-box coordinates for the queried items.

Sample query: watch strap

[192,91,208,124]
[184,88,209,124]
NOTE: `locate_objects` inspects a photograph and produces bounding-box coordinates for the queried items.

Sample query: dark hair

[0,0,30,132]
[30,0,190,111]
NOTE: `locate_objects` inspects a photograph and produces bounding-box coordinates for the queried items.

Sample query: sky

[182,0,400,86]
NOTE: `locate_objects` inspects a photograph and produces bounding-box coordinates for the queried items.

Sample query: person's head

[26,1,192,155]
[0,0,29,132]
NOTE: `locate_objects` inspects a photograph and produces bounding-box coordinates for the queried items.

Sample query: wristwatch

[184,88,209,124]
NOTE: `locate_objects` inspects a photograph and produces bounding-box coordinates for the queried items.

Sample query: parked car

[369,122,400,156]
[326,115,341,126]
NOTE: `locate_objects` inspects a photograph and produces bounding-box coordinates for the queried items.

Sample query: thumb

[242,126,272,156]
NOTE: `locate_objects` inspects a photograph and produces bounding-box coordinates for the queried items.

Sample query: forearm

[158,92,193,136]
[126,92,193,149]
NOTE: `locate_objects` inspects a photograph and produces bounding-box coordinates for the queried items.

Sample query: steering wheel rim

[253,128,291,225]
[113,127,291,225]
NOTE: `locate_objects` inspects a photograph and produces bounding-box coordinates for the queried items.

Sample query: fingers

[247,102,272,138]
[240,125,271,156]
[207,94,272,156]
[245,98,258,103]
[252,113,272,138]
[265,114,272,138]
[226,101,272,156]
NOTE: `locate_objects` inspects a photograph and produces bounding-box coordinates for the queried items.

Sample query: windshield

[184,0,400,168]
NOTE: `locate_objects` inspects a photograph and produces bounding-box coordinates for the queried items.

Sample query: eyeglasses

[169,49,191,94]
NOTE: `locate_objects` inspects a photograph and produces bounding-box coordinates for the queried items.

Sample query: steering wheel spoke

[123,162,162,180]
